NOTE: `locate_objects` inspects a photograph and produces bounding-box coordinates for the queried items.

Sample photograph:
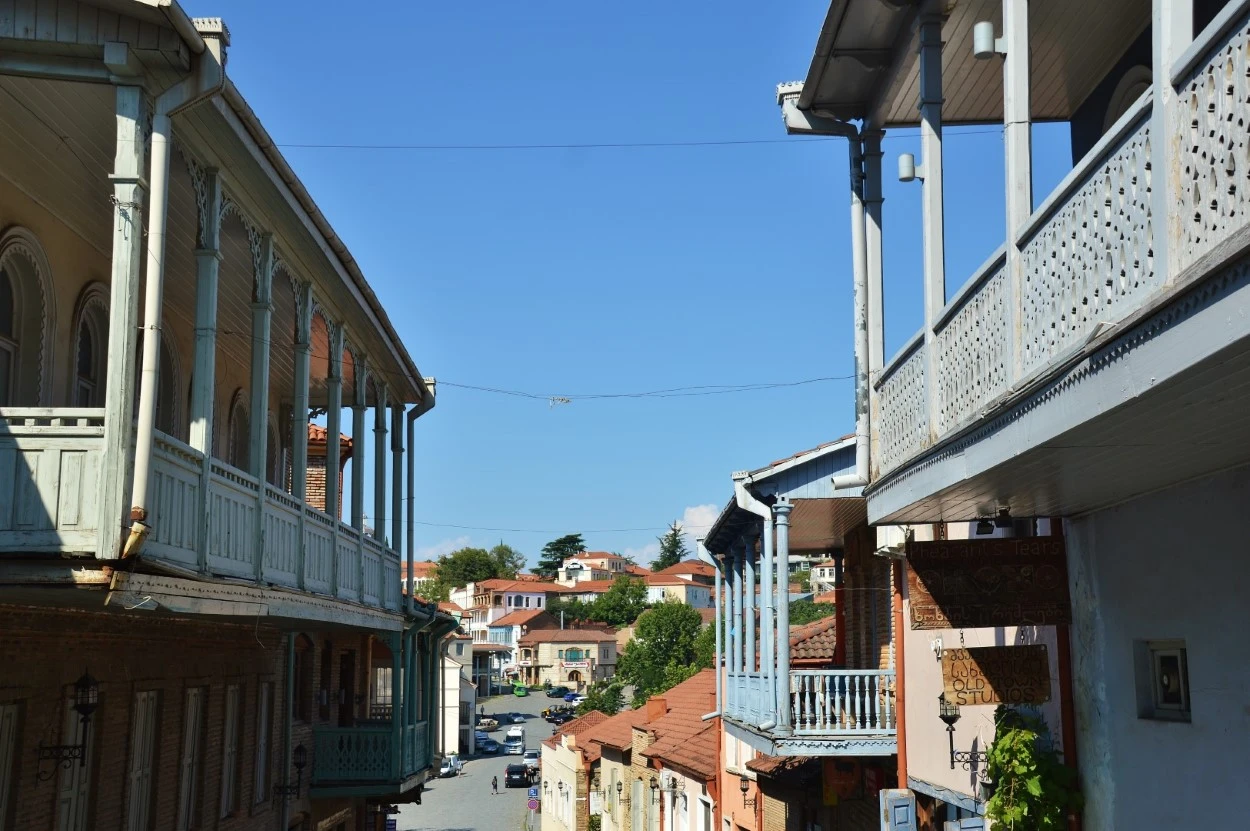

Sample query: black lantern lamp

[273,743,308,798]
[37,670,99,782]
[739,773,757,808]
[616,779,630,805]
[938,694,987,771]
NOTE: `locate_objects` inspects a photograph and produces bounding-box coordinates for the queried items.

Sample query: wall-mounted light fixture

[272,744,308,799]
[616,780,630,805]
[898,153,924,183]
[739,773,757,808]
[37,670,99,783]
[938,694,988,771]
[973,21,1007,60]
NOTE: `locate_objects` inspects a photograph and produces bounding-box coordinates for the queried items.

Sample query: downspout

[777,87,870,491]
[696,539,720,720]
[125,24,229,556]
[732,475,776,731]
[280,633,295,831]
[405,378,437,611]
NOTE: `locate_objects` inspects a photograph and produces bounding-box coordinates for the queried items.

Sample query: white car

[570,695,587,704]
[522,750,540,773]
[438,754,463,777]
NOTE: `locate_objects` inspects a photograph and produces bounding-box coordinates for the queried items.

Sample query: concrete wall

[1065,465,1250,830]
[901,524,1063,808]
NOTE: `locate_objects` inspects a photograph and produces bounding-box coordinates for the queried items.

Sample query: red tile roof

[402,561,438,578]
[644,575,693,587]
[789,616,838,664]
[543,710,612,755]
[517,628,618,646]
[513,573,543,582]
[696,608,717,625]
[655,560,715,578]
[564,580,618,594]
[490,608,555,628]
[813,560,838,569]
[638,670,719,779]
[476,578,571,594]
[813,591,838,605]
[437,601,465,613]
[307,424,352,447]
[625,564,652,576]
[580,707,653,752]
[570,551,627,561]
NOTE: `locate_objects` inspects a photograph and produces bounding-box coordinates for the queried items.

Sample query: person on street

[492,775,499,795]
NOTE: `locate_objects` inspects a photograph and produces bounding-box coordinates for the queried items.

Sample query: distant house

[517,627,618,690]
[811,559,838,593]
[644,575,713,608]
[653,559,716,585]
[486,608,557,681]
[557,551,632,585]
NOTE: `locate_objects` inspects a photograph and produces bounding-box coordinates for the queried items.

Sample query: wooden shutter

[55,699,92,831]
[0,704,18,831]
[125,691,158,831]
[176,688,204,831]
[220,685,240,817]
[880,789,916,831]
[252,683,271,803]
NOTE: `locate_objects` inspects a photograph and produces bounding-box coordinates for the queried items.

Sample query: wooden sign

[942,645,1052,706]
[906,537,1070,629]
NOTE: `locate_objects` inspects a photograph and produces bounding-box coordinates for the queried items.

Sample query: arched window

[266,417,282,487]
[1104,65,1152,133]
[71,284,109,408]
[132,329,181,439]
[227,390,249,471]
[0,228,55,406]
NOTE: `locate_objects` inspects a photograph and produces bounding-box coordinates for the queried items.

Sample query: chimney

[645,696,669,722]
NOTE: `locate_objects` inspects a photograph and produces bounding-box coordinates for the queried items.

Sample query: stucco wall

[1065,465,1250,830]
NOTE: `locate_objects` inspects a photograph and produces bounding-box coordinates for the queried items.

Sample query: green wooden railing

[312,721,431,784]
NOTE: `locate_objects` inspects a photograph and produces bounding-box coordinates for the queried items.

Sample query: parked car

[542,705,572,721]
[474,730,489,742]
[504,764,530,788]
[546,686,570,698]
[513,684,529,697]
[549,712,574,726]
[478,738,500,754]
[508,713,526,724]
[522,749,540,773]
[438,755,463,778]
[476,717,499,731]
[563,691,580,702]
[570,695,587,705]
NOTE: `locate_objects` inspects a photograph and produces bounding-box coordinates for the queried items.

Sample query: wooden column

[325,324,344,519]
[249,234,274,583]
[919,7,946,440]
[350,368,367,531]
[391,404,403,554]
[97,83,148,560]
[1155,0,1194,282]
[373,382,388,544]
[773,499,793,734]
[1003,0,1032,380]
[290,284,313,501]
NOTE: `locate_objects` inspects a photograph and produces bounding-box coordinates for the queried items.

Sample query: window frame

[220,683,243,818]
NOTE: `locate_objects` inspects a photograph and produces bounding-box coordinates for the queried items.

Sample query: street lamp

[37,670,99,782]
[273,744,308,798]
[739,773,757,808]
[937,693,988,771]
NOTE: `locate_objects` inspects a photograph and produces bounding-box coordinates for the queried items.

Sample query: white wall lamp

[973,21,1007,59]
[898,153,924,182]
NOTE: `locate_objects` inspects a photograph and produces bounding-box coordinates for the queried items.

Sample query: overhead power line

[437,376,853,401]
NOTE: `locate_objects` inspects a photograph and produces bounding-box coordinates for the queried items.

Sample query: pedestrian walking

[492,775,498,795]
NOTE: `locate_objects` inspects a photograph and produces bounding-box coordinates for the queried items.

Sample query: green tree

[651,521,688,571]
[589,576,649,626]
[793,568,812,593]
[535,533,587,578]
[576,679,624,717]
[546,595,593,623]
[985,706,1083,830]
[430,547,499,598]
[489,543,525,579]
[692,621,716,669]
[616,601,704,706]
[788,600,836,626]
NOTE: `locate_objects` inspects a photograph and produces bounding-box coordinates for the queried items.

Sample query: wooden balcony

[723,669,897,757]
[310,720,432,797]
[0,408,402,614]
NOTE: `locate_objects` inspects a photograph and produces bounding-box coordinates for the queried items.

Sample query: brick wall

[0,605,386,831]
[305,444,348,517]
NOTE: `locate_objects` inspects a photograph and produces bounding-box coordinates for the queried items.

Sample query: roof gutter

[777,85,870,491]
[142,0,206,54]
[405,379,437,613]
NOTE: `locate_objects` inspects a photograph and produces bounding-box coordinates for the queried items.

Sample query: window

[372,667,393,719]
[293,637,313,722]
[0,269,12,407]
[176,688,205,831]
[0,229,55,408]
[126,690,159,831]
[253,682,272,804]
[318,642,333,722]
[227,391,249,471]
[220,685,241,817]
[0,703,18,831]
[601,648,609,660]
[557,650,564,660]
[537,597,543,607]
[1135,639,1191,722]
[56,696,93,831]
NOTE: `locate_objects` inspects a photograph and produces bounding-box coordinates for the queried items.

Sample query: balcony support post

[773,498,793,734]
[724,548,737,715]
[351,370,367,532]
[97,83,148,561]
[391,631,403,780]
[373,382,388,546]
[760,513,776,726]
[249,233,274,583]
[1153,0,1193,282]
[732,542,744,681]
[391,404,403,555]
[744,535,757,682]
[863,130,885,479]
[918,7,946,441]
[325,323,344,520]
[1002,0,1032,380]
[291,283,313,588]
[710,546,723,715]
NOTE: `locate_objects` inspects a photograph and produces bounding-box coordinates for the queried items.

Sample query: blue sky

[190,0,1073,566]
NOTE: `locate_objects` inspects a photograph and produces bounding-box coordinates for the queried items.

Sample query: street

[398,689,557,831]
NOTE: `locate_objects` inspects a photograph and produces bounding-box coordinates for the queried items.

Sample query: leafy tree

[576,679,624,717]
[489,543,525,579]
[985,706,1083,830]
[793,568,812,593]
[431,547,498,597]
[692,621,716,669]
[590,576,649,627]
[788,600,836,626]
[535,533,587,578]
[616,601,704,706]
[651,522,688,571]
[616,551,637,566]
[546,595,593,623]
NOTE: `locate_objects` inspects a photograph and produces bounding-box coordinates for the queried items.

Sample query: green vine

[984,706,1083,830]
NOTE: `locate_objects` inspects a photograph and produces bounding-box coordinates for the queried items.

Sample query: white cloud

[676,503,720,551]
[416,535,472,561]
[623,542,660,565]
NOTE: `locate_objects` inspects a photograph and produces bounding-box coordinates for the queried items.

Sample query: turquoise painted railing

[312,721,432,784]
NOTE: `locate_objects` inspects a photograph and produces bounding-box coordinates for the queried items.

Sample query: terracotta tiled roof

[813,560,838,569]
[656,560,715,578]
[517,628,618,646]
[307,424,352,447]
[644,575,692,587]
[789,616,838,663]
[625,564,652,576]
[402,561,437,578]
[564,580,618,593]
[513,573,543,582]
[813,591,838,605]
[696,608,717,624]
[638,670,718,779]
[580,707,652,752]
[437,601,465,613]
[477,578,571,594]
[490,608,555,628]
[570,551,626,561]
[746,754,814,776]
[543,710,612,755]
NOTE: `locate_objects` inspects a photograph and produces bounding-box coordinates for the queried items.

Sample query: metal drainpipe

[280,633,294,830]
[125,33,227,555]
[696,539,720,720]
[405,379,437,610]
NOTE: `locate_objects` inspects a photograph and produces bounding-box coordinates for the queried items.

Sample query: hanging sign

[906,537,1070,629]
[942,645,1051,705]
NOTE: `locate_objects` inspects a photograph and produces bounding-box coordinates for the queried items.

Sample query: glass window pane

[0,269,12,338]
[77,322,93,380]
[0,347,11,406]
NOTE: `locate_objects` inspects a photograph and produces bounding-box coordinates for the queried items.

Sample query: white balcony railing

[0,416,402,614]
[723,668,896,739]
